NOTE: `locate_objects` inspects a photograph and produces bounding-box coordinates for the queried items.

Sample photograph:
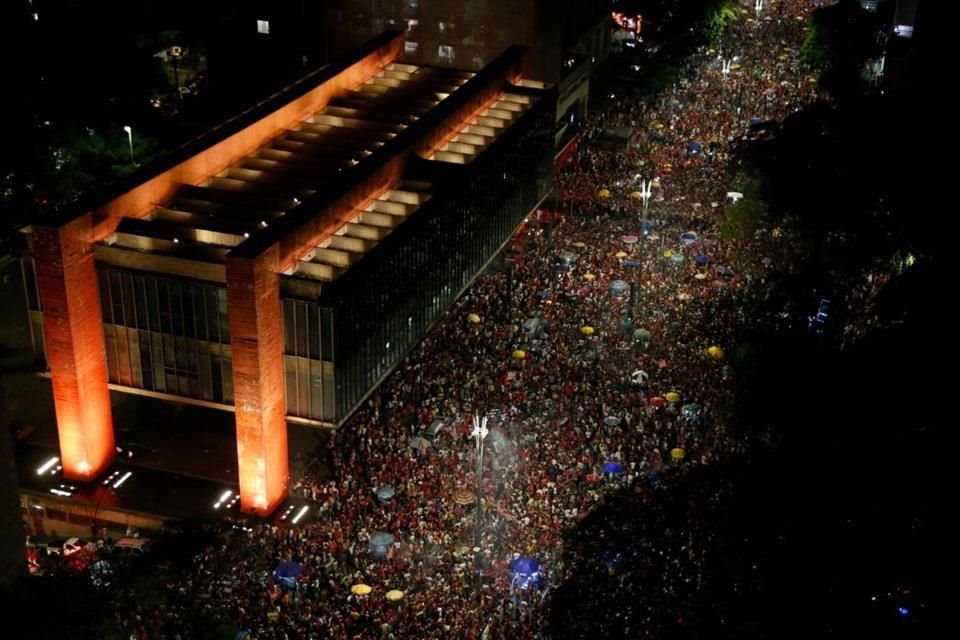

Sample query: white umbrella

[408,436,431,451]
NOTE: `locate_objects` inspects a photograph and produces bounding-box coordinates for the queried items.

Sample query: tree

[802,0,885,101]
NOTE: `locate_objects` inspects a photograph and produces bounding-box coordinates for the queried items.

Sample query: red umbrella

[586,473,601,483]
[649,396,667,408]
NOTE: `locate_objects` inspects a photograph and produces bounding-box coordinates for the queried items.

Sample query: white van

[111,537,151,556]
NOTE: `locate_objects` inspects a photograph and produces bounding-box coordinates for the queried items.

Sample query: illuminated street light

[471,414,489,546]
[122,125,134,164]
[638,177,654,215]
[471,414,490,614]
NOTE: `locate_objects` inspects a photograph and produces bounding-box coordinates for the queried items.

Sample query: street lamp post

[122,125,134,165]
[169,45,184,102]
[471,414,489,622]
[636,176,653,219]
[472,415,489,548]
[721,57,732,82]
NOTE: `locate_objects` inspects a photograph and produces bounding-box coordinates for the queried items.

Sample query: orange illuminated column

[225,249,289,515]
[32,215,115,481]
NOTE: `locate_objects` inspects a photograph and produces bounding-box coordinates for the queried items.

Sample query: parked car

[111,537,152,556]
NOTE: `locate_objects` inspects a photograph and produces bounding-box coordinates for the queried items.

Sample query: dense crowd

[118,2,828,639]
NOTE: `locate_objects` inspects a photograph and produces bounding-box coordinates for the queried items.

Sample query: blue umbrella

[749,116,763,127]
[670,252,685,263]
[370,532,394,547]
[369,532,395,559]
[509,556,540,575]
[640,219,656,232]
[679,231,698,245]
[622,260,642,268]
[274,561,303,579]
[609,280,629,295]
[376,485,395,502]
[274,561,303,589]
[601,461,625,475]
[687,140,703,155]
[695,254,710,265]
[536,289,552,298]
[646,472,662,488]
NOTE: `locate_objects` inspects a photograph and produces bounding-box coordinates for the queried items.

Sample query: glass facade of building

[20,258,46,365]
[96,267,235,404]
[20,260,234,405]
[280,298,337,423]
[322,88,554,418]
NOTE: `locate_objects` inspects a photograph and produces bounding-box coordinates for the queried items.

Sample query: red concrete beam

[416,48,526,158]
[32,215,115,481]
[225,248,289,515]
[276,154,406,273]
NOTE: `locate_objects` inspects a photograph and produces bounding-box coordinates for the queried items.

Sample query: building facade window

[437,44,455,62]
[281,298,336,423]
[96,267,234,405]
[257,20,270,35]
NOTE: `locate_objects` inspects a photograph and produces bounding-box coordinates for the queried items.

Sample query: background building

[325,0,610,146]
[18,32,554,514]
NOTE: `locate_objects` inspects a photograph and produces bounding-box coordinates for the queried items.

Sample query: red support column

[32,215,115,481]
[226,249,288,515]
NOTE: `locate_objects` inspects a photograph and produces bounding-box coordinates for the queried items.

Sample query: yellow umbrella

[694,273,708,280]
[583,272,596,281]
[512,349,526,360]
[615,251,628,259]
[654,123,664,129]
[730,63,741,70]
[670,447,686,461]
[665,391,681,404]
[663,250,673,258]
[351,584,372,596]
[386,589,405,602]
[580,325,595,336]
[629,191,642,200]
[598,188,611,198]
[573,241,586,248]
[707,345,725,360]
[467,313,481,324]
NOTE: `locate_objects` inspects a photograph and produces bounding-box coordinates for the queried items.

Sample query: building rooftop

[83,41,544,288]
